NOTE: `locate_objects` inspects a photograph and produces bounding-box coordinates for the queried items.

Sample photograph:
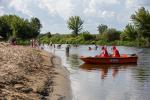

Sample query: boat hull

[80,56,138,64]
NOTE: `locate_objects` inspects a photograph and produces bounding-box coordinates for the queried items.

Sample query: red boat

[80,54,138,64]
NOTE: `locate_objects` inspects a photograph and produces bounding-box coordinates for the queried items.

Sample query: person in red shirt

[99,46,109,57]
[112,46,120,57]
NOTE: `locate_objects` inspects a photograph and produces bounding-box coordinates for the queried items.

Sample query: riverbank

[39,35,150,48]
[0,42,71,100]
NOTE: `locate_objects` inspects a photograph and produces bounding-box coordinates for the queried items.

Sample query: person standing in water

[95,45,98,50]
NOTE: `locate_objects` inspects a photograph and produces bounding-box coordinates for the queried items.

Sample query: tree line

[0,7,150,47]
[40,7,150,47]
[0,15,42,40]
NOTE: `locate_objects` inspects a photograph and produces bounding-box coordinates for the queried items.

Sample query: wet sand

[0,42,71,100]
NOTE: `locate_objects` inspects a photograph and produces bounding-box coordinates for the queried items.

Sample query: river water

[44,45,150,100]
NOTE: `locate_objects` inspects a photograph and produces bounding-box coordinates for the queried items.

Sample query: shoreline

[48,54,72,100]
[0,42,71,100]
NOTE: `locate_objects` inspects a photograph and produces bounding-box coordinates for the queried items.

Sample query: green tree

[123,24,138,40]
[103,28,121,41]
[0,17,11,39]
[11,15,25,38]
[81,31,94,41]
[97,24,108,34]
[131,7,150,43]
[16,19,31,39]
[67,16,83,36]
[0,15,42,40]
[30,17,42,38]
[46,32,52,38]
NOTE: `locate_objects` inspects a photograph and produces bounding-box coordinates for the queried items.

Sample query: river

[44,45,150,100]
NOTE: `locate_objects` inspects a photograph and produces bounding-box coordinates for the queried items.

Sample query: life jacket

[112,49,120,57]
[100,49,109,57]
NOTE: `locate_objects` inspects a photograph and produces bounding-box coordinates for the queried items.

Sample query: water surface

[44,45,150,100]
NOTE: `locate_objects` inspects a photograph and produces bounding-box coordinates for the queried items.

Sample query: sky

[0,0,150,34]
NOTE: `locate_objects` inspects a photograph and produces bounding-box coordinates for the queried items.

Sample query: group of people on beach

[96,46,120,57]
[30,39,40,48]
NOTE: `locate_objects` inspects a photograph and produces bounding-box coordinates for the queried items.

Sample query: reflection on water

[44,45,150,100]
[80,64,137,80]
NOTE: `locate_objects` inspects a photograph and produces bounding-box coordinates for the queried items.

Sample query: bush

[103,28,121,41]
[81,31,94,41]
[16,39,30,45]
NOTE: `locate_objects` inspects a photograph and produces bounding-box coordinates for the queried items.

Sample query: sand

[0,42,71,100]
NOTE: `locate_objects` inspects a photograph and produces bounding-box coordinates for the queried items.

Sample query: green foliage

[123,24,138,40]
[67,16,83,36]
[16,39,30,45]
[46,32,52,38]
[0,15,14,39]
[81,31,94,41]
[0,15,42,40]
[103,28,121,41]
[40,35,50,44]
[131,7,150,37]
[30,17,42,38]
[39,32,52,44]
[1,7,150,47]
[131,7,150,45]
[39,32,150,47]
[97,24,108,34]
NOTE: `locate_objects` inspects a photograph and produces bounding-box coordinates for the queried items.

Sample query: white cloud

[6,0,122,21]
[83,0,121,18]
[1,0,149,33]
[6,0,75,19]
[9,0,33,17]
[83,8,97,16]
[101,11,116,18]
[83,9,119,20]
[0,6,4,15]
[88,0,120,5]
[126,0,150,8]
[39,0,74,20]
[126,0,139,8]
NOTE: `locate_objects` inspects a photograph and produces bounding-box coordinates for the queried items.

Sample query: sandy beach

[0,42,71,100]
